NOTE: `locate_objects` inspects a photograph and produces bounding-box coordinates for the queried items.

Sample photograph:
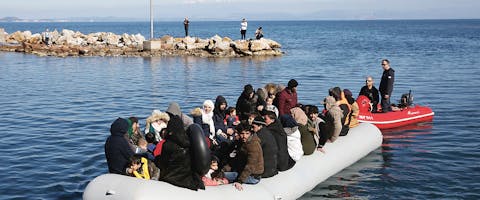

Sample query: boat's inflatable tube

[187,124,211,175]
[83,123,382,200]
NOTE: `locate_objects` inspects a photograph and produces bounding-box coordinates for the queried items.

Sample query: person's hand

[257,105,264,111]
[233,182,243,191]
[212,139,219,146]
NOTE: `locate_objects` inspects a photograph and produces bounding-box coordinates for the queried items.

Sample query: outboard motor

[399,90,414,108]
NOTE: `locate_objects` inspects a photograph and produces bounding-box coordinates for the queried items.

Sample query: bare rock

[182,36,196,45]
[160,35,174,44]
[0,28,6,43]
[263,38,282,48]
[250,38,271,52]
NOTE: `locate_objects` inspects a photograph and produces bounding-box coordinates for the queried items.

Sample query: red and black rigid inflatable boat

[356,95,434,129]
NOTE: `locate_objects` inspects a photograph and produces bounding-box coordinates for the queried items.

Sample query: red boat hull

[356,95,434,129]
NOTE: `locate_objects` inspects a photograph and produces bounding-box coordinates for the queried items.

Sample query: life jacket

[133,157,150,180]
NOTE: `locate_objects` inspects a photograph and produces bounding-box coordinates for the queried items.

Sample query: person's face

[231,110,237,116]
[239,130,252,143]
[309,113,318,120]
[203,105,213,113]
[252,124,261,133]
[264,115,273,125]
[291,87,297,93]
[382,61,390,70]
[132,162,141,171]
[249,92,254,99]
[248,116,255,124]
[366,78,373,87]
[133,122,140,133]
[220,103,227,111]
[210,161,218,170]
[266,98,273,106]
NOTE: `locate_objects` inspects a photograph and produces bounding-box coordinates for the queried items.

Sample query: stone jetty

[0,28,283,57]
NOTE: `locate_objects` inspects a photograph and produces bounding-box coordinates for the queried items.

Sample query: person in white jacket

[280,115,303,161]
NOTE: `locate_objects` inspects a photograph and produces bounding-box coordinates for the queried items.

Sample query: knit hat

[252,116,266,126]
[287,79,298,88]
[280,114,298,128]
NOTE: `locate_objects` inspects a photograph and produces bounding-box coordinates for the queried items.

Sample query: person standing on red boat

[379,59,395,113]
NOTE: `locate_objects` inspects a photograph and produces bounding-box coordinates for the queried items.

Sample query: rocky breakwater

[0,29,283,57]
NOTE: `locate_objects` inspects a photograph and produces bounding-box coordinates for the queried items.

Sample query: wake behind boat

[83,123,382,200]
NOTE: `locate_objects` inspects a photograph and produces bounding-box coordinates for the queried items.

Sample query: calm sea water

[0,20,479,200]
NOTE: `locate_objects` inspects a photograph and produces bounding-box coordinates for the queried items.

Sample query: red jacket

[277,88,298,116]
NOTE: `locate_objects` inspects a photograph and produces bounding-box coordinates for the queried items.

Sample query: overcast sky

[1,0,479,21]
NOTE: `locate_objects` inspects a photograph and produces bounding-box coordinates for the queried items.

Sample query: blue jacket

[105,118,134,175]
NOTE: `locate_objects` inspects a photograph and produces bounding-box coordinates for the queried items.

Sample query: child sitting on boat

[126,155,159,180]
[224,107,240,128]
[202,157,228,186]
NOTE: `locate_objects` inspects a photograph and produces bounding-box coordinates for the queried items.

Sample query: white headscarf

[202,100,215,139]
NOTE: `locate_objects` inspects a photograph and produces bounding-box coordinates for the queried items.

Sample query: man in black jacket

[263,111,295,171]
[379,59,395,113]
[359,76,380,112]
[252,116,278,178]
[105,118,134,175]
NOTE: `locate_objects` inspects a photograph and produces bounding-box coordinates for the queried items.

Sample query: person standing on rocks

[43,28,50,46]
[184,17,190,37]
[240,18,248,40]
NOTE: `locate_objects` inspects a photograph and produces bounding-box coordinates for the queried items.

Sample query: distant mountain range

[0,16,144,22]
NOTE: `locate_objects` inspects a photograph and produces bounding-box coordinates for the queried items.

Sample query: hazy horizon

[1,0,479,21]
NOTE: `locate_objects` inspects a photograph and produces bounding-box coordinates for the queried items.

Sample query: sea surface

[0,20,479,200]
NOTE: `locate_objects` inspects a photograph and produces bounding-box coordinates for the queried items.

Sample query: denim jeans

[224,172,260,184]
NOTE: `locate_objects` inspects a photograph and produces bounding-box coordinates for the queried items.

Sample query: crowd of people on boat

[104,60,397,191]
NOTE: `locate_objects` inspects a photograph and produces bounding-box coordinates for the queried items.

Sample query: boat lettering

[358,115,373,120]
[407,111,420,115]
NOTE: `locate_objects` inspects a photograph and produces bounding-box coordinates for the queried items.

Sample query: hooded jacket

[291,107,316,155]
[213,96,228,133]
[105,118,134,175]
[156,114,204,190]
[266,118,294,171]
[166,102,193,130]
[236,88,259,121]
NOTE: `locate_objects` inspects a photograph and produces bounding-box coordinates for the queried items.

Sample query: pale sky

[1,0,479,21]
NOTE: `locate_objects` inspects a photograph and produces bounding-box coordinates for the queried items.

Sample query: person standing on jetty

[379,59,395,113]
[184,17,190,37]
[240,18,248,40]
[42,28,50,46]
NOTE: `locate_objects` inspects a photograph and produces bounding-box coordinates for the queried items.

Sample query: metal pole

[150,0,153,39]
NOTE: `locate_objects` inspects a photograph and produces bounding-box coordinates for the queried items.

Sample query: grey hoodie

[166,102,193,130]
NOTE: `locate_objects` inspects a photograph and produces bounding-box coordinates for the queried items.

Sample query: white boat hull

[83,122,382,200]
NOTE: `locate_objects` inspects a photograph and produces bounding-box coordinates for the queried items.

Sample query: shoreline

[0,28,283,58]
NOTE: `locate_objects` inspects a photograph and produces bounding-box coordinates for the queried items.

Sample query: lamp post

[150,0,153,39]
